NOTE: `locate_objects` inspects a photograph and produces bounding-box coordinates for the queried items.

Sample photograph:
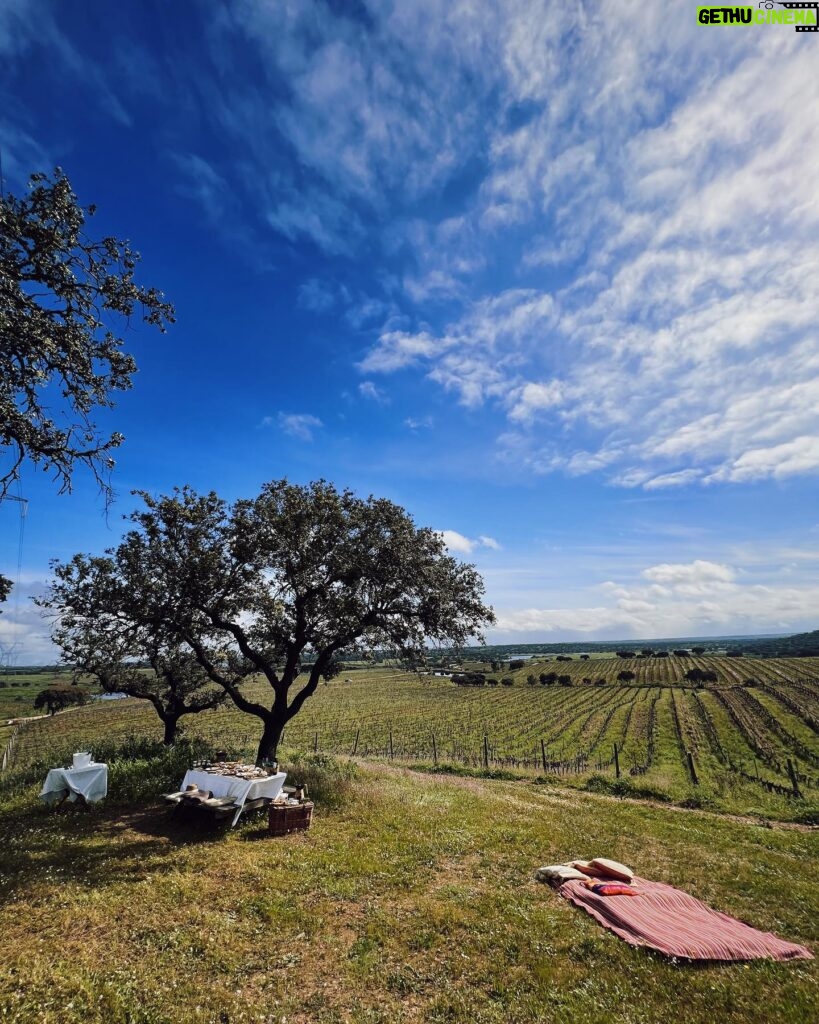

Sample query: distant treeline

[727,629,819,659]
[424,639,744,662]
[1,665,64,675]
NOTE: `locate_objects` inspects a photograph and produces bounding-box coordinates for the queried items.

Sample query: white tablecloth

[180,769,286,826]
[40,763,108,804]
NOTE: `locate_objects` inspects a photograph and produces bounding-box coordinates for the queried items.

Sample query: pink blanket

[558,876,813,962]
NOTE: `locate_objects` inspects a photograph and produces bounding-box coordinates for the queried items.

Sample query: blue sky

[1,0,818,662]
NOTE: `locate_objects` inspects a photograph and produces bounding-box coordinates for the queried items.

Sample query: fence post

[313,731,318,752]
[1,725,20,774]
[483,734,489,768]
[431,733,437,765]
[389,730,394,759]
[540,739,547,773]
[786,758,802,799]
[686,750,699,786]
[352,728,359,757]
[613,742,620,779]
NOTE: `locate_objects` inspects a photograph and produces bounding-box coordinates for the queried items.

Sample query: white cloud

[272,413,323,442]
[358,330,442,374]
[0,576,53,665]
[358,381,389,404]
[492,555,819,641]
[642,560,735,587]
[706,435,819,484]
[192,0,501,254]
[643,469,704,491]
[440,530,501,555]
[508,380,566,424]
[348,13,819,489]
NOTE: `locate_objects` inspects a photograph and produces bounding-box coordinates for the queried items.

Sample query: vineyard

[4,655,819,818]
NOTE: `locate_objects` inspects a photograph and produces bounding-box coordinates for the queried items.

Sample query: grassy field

[0,759,815,1023]
[6,658,818,821]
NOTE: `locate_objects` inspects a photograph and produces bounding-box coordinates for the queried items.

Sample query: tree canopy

[39,554,226,744]
[34,682,88,716]
[0,168,174,500]
[46,479,495,761]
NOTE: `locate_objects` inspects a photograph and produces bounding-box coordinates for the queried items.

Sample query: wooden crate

[268,801,313,835]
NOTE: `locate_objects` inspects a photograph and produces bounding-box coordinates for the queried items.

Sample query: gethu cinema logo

[697,3,818,24]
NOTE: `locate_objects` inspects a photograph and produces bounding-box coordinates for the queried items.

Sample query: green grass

[0,760,815,1023]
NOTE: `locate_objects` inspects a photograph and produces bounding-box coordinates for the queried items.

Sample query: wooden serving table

[179,769,286,826]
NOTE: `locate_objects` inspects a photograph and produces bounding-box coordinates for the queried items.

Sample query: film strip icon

[775,2,819,32]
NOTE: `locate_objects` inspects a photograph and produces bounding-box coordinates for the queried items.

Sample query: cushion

[590,858,634,882]
[535,864,588,883]
[570,860,608,877]
[571,858,634,881]
[588,882,640,897]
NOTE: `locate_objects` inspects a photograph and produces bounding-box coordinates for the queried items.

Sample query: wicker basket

[268,801,313,835]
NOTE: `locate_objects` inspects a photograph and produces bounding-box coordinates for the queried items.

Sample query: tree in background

[0,169,174,501]
[39,554,225,744]
[48,480,494,762]
[685,667,717,684]
[34,682,88,716]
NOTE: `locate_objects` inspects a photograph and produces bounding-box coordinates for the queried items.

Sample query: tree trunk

[162,715,178,746]
[256,713,285,765]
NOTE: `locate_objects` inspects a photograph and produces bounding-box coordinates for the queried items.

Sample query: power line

[0,486,29,671]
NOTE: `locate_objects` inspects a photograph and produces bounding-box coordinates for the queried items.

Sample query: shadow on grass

[0,797,235,899]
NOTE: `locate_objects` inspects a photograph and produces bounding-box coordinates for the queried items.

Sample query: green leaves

[0,168,174,500]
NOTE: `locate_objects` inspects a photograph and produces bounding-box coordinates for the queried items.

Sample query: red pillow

[590,882,640,897]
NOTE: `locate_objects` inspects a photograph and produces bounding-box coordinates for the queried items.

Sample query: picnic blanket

[558,876,813,962]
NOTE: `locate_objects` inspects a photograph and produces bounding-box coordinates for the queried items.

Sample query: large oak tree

[48,480,495,762]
